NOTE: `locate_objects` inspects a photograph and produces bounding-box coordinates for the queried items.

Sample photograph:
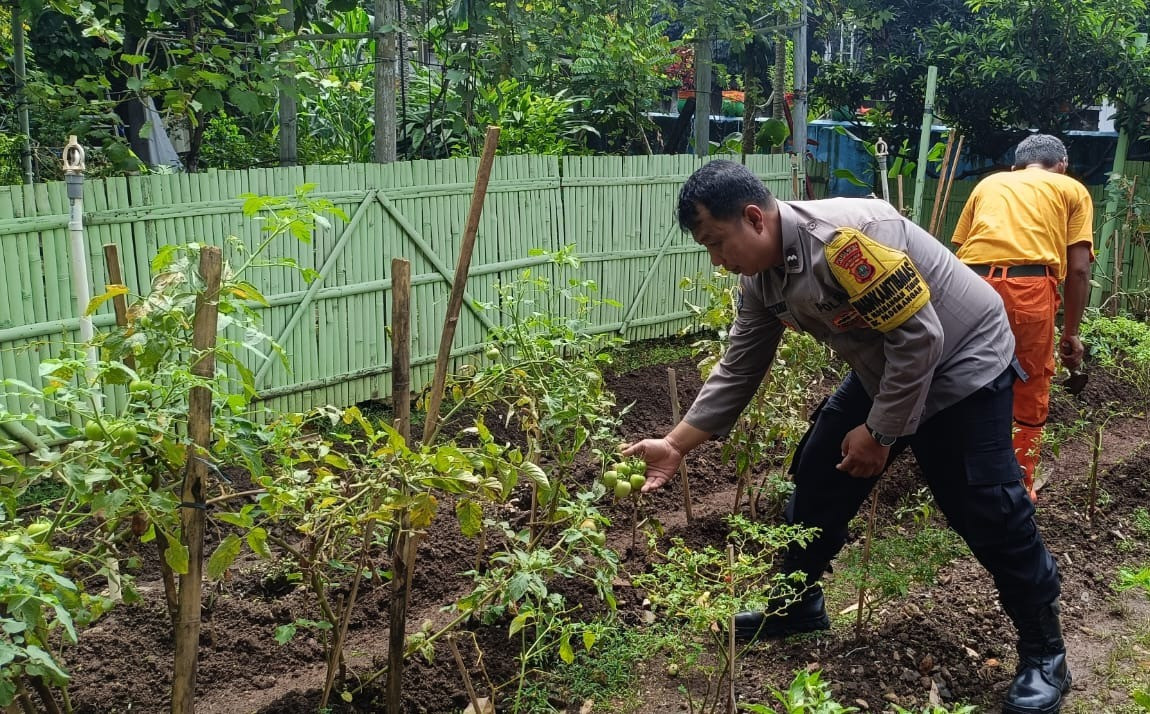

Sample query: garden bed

[64,351,1150,714]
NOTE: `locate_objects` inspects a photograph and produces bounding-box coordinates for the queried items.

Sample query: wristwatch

[868,426,897,447]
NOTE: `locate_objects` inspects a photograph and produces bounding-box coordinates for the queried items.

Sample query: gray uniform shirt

[684,198,1016,437]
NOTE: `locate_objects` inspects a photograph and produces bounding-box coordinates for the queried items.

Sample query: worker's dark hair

[677,160,774,231]
[1012,134,1067,170]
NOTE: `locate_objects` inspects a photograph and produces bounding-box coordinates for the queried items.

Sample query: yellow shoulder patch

[824,227,931,332]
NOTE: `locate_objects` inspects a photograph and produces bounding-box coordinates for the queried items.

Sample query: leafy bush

[1080,312,1150,392]
[198,113,276,170]
[456,80,597,157]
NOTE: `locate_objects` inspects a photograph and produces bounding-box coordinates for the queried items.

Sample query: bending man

[627,160,1070,714]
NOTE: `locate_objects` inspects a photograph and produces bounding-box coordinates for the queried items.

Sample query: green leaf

[508,611,531,637]
[559,633,575,664]
[274,623,297,644]
[208,534,243,580]
[583,629,596,651]
[217,511,254,529]
[456,499,483,537]
[84,285,129,316]
[165,542,190,575]
[228,86,263,116]
[832,168,871,188]
[247,527,272,559]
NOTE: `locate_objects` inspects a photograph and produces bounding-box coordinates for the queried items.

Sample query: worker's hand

[621,438,683,493]
[1059,333,1084,371]
[836,424,889,478]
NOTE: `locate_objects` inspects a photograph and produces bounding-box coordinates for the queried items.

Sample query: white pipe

[63,136,99,392]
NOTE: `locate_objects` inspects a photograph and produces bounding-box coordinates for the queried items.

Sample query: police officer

[625,160,1070,714]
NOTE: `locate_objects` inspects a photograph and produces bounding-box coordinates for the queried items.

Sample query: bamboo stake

[171,245,222,714]
[936,134,964,236]
[421,126,500,445]
[1087,425,1103,524]
[448,634,484,714]
[667,367,694,522]
[927,132,956,236]
[387,257,416,714]
[726,543,737,714]
[855,481,881,639]
[897,174,905,213]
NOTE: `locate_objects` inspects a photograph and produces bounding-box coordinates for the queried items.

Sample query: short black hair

[1012,134,1067,169]
[677,160,773,231]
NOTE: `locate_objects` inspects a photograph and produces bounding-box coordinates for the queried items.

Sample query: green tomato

[613,480,632,500]
[128,379,154,394]
[25,521,52,539]
[579,518,598,533]
[629,473,647,491]
[484,346,501,361]
[614,462,632,477]
[112,424,139,446]
[83,420,104,441]
[588,531,606,547]
[601,470,619,489]
[629,459,647,475]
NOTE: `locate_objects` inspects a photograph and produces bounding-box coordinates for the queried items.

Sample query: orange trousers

[982,273,1060,501]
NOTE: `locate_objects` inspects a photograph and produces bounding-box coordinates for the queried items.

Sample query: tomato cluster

[601,458,648,499]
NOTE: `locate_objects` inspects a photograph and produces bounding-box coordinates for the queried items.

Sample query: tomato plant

[0,185,342,707]
[444,246,626,539]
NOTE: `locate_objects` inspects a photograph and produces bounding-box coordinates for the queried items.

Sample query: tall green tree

[926,0,1150,156]
[810,0,1150,159]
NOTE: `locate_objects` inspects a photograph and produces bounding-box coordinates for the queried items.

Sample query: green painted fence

[0,154,798,432]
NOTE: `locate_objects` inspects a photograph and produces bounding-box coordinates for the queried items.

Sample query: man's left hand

[1059,333,1084,371]
[836,424,889,478]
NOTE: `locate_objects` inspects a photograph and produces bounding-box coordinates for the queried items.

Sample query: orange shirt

[951,167,1094,280]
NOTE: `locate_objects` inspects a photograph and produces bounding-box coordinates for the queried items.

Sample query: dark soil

[63,350,1150,714]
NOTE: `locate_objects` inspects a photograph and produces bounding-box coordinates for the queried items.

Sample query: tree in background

[810,0,1150,160]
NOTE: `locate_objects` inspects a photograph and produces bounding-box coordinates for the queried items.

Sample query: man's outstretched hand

[621,438,683,493]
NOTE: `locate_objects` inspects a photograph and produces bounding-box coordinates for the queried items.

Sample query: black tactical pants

[783,365,1060,610]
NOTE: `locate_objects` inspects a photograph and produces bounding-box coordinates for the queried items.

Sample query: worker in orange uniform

[952,134,1093,502]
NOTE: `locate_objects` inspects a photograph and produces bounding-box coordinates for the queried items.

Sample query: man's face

[690,202,776,276]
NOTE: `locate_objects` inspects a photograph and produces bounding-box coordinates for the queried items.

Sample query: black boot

[733,586,830,643]
[1003,601,1072,714]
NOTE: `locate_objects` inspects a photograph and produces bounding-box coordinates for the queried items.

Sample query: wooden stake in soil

[421,126,500,445]
[102,244,134,371]
[391,258,412,443]
[855,481,881,639]
[171,245,222,714]
[1087,425,1103,524]
[667,367,694,522]
[448,634,484,714]
[387,256,416,714]
[897,173,905,214]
